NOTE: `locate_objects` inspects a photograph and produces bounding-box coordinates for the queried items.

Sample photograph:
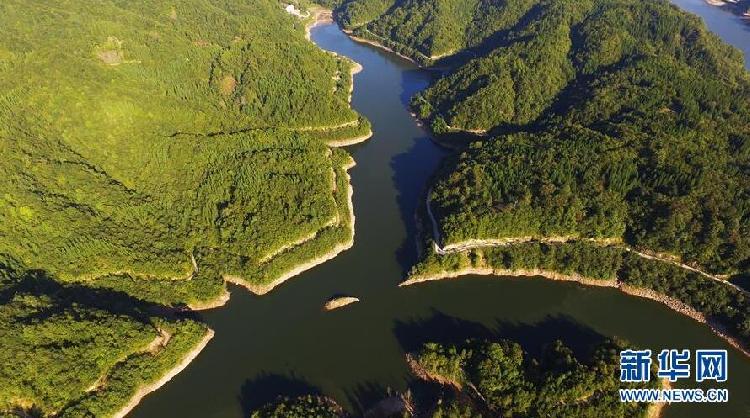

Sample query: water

[131,12,750,418]
[671,0,750,67]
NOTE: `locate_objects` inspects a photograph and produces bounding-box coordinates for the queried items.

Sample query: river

[131,4,750,418]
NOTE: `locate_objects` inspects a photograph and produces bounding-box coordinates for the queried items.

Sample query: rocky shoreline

[186,287,231,311]
[403,267,749,357]
[112,329,215,418]
[345,31,426,67]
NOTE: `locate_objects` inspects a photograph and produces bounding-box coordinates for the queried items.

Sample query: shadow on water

[239,375,397,415]
[732,274,750,292]
[393,310,608,359]
[239,373,322,414]
[389,70,447,275]
[398,69,437,106]
[343,381,394,415]
[390,135,442,275]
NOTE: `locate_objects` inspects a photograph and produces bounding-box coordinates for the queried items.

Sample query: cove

[130,14,750,418]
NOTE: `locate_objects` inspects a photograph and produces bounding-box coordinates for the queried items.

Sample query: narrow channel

[131,12,750,418]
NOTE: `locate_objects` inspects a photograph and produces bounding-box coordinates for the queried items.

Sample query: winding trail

[425,191,748,295]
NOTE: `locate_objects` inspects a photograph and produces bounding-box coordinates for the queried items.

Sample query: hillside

[0,0,368,415]
[0,0,370,305]
[415,0,750,275]
[329,0,750,349]
[328,0,539,63]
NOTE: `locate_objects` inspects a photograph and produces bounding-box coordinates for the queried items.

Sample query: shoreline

[425,189,745,292]
[405,354,463,390]
[344,31,426,67]
[112,328,215,418]
[323,296,360,311]
[648,379,672,418]
[402,268,750,357]
[305,7,333,41]
[326,130,372,147]
[220,14,374,296]
[186,287,231,311]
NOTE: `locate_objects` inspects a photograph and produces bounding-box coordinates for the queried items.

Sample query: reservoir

[131,4,750,418]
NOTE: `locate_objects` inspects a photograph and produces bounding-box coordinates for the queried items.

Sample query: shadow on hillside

[0,254,193,325]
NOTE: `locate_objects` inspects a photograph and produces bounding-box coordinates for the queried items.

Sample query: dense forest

[0,0,368,415]
[248,337,656,417]
[386,0,750,276]
[424,1,750,275]
[0,254,210,416]
[1,0,369,302]
[322,0,750,351]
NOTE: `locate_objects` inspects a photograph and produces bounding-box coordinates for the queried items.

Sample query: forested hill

[0,0,368,415]
[332,0,750,349]
[1,0,368,301]
[332,0,750,277]
[423,0,750,277]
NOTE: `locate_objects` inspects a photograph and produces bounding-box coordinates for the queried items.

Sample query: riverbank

[326,131,372,147]
[113,329,215,418]
[425,186,745,292]
[305,7,333,41]
[186,287,231,311]
[217,12,370,295]
[344,30,426,67]
[402,267,750,358]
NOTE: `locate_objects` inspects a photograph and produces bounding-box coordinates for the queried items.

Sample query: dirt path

[425,192,747,295]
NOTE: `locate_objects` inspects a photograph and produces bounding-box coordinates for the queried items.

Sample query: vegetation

[333,0,750,346]
[0,0,367,304]
[336,0,399,29]
[0,0,368,415]
[333,1,750,274]
[411,338,656,417]
[414,0,750,275]
[249,395,344,418]
[330,0,538,64]
[0,254,210,417]
[247,338,656,417]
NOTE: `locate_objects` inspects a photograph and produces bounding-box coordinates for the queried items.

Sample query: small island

[323,296,361,311]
